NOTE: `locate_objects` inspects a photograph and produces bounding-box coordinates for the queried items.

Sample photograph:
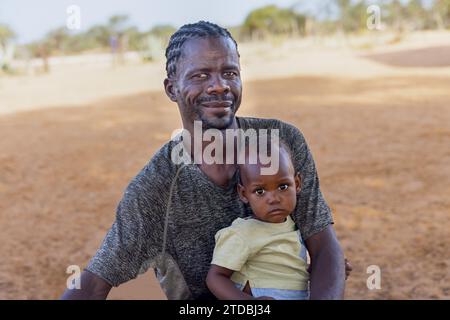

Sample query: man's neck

[180,118,241,187]
[184,117,240,165]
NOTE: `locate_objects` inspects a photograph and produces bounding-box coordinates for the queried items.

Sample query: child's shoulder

[229,216,260,232]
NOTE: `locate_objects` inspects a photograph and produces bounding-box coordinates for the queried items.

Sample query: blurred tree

[406,0,431,30]
[241,5,306,40]
[149,24,177,45]
[337,0,367,33]
[383,0,409,32]
[107,15,130,35]
[432,0,450,29]
[85,25,110,48]
[0,24,16,72]
[135,25,176,62]
[226,25,242,42]
[0,24,15,50]
[45,27,71,53]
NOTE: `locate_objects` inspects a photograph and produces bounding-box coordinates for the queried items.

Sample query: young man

[61,21,350,300]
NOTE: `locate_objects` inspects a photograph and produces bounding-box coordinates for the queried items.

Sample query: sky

[0,0,313,44]
[0,0,434,44]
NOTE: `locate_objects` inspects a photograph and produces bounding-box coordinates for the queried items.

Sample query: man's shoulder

[127,140,179,192]
[238,116,305,142]
[239,116,301,132]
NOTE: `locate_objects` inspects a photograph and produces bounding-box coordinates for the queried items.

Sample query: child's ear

[164,78,178,102]
[295,172,301,193]
[237,183,249,203]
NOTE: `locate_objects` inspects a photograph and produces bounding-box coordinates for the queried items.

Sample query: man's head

[237,139,301,223]
[163,21,242,130]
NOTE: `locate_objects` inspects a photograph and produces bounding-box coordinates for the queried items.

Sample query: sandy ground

[0,31,449,299]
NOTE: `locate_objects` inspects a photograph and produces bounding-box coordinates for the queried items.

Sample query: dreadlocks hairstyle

[165,21,239,78]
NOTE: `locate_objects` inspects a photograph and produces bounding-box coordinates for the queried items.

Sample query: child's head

[237,137,301,223]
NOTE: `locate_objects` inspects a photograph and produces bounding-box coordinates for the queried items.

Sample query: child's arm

[206,264,273,300]
[206,264,252,300]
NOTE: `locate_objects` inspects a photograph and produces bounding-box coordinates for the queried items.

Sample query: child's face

[237,149,301,223]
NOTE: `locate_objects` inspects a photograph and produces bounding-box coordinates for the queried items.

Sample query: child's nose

[266,191,281,204]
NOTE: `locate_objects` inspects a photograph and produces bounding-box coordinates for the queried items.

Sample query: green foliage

[22,15,177,57]
[5,1,450,58]
[432,0,450,29]
[337,0,367,32]
[149,25,176,42]
[241,5,306,40]
[0,24,16,49]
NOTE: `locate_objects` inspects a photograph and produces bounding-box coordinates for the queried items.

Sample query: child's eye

[279,184,288,191]
[255,188,265,196]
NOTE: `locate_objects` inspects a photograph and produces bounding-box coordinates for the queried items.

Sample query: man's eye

[223,71,237,78]
[279,184,288,191]
[255,188,265,196]
[194,73,208,79]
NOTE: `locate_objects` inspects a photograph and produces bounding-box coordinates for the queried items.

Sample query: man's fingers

[345,259,353,271]
[345,258,352,280]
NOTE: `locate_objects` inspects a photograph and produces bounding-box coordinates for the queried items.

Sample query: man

[62,21,350,300]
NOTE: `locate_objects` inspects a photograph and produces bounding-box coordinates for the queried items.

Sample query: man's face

[165,36,242,130]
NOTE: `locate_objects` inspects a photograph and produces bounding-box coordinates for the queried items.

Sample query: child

[206,139,310,300]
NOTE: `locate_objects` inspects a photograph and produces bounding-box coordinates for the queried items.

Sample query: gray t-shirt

[86,116,333,300]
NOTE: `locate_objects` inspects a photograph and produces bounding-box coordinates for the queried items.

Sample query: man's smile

[201,101,233,108]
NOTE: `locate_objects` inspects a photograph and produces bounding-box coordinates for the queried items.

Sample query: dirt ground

[0,34,449,299]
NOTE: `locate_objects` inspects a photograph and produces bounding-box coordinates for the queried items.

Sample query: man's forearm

[309,240,345,299]
[306,226,346,300]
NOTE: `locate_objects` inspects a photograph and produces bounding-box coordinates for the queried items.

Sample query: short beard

[195,104,236,130]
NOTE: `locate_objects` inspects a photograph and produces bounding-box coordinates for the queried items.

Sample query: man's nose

[206,75,230,95]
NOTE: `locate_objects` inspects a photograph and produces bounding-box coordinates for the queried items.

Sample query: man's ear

[164,78,178,102]
[237,183,249,203]
[295,172,301,194]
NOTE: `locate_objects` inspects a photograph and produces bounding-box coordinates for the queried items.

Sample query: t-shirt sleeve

[280,121,334,240]
[85,159,168,287]
[211,227,250,271]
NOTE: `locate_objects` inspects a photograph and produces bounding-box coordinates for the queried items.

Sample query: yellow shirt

[211,216,310,290]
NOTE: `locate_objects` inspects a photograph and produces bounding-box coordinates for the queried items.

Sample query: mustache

[196,96,234,105]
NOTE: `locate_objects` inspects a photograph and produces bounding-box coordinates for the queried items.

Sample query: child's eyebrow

[248,181,265,187]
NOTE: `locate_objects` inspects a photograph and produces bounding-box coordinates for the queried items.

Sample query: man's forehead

[180,36,239,62]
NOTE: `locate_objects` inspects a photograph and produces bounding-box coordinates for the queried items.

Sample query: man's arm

[61,270,112,300]
[305,225,345,300]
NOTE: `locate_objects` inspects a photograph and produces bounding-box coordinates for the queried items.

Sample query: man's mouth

[200,101,233,109]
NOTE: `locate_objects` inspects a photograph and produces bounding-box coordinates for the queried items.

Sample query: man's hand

[61,270,112,300]
[345,258,352,280]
